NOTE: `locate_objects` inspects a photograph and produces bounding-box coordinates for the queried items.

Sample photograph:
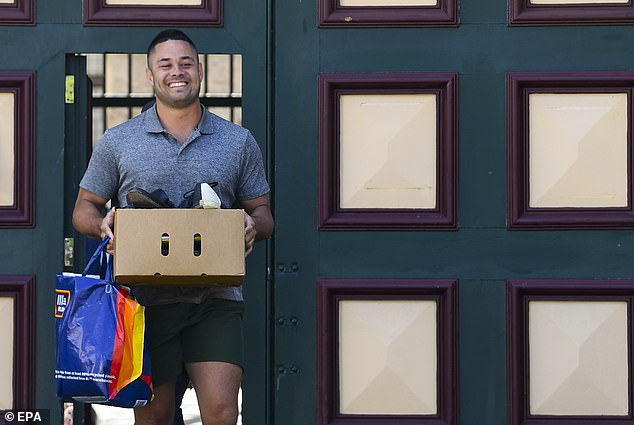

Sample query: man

[72,29,273,425]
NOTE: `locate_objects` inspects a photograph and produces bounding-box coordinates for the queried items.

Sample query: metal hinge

[276,262,299,276]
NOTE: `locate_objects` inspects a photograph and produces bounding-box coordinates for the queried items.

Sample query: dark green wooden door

[273,1,634,424]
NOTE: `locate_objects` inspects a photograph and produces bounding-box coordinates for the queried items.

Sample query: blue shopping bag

[55,237,153,407]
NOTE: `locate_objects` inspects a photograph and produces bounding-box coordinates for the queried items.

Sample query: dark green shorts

[144,298,244,387]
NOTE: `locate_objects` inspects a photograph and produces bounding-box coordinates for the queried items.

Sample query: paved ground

[91,389,242,424]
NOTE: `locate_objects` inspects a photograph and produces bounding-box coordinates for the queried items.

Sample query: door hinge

[276,364,299,376]
[276,316,299,327]
[64,238,74,267]
[65,75,75,104]
[276,262,299,276]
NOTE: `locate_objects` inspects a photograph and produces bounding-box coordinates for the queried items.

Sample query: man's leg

[186,361,242,425]
[172,370,190,425]
[133,379,177,425]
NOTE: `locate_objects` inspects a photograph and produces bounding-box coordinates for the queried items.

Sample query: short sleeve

[79,131,120,202]
[237,131,270,201]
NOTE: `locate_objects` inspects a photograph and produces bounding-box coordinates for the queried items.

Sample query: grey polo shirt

[80,105,270,305]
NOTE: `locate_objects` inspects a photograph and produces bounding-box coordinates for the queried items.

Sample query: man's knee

[134,404,175,425]
[201,401,238,425]
[186,361,241,425]
[133,381,176,425]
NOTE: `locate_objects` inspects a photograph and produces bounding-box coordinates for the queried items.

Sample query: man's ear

[146,68,154,85]
[198,62,203,81]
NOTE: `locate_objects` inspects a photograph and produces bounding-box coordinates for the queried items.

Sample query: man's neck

[155,101,202,144]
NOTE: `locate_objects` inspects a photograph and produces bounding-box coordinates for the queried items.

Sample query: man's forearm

[251,205,274,241]
[72,198,106,239]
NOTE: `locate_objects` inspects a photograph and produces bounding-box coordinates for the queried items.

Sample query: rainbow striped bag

[55,237,153,407]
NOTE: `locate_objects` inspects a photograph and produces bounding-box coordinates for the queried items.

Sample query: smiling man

[147,33,202,119]
[72,29,274,425]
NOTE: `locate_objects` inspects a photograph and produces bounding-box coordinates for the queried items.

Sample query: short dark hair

[147,29,198,63]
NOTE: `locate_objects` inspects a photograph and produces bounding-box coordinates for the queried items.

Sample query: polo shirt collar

[143,103,214,135]
[143,105,164,133]
[197,106,214,134]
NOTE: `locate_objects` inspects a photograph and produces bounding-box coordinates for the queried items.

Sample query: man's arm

[72,188,115,245]
[241,193,274,257]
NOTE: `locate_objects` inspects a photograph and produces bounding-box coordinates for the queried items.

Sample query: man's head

[147,29,198,66]
[146,29,203,109]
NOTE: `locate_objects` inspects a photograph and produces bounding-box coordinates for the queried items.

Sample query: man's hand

[241,193,274,257]
[244,212,256,257]
[101,208,116,255]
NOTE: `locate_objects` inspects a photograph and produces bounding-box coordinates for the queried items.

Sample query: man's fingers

[101,207,116,240]
[243,212,256,257]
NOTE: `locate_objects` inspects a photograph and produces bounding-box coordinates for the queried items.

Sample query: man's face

[146,39,203,109]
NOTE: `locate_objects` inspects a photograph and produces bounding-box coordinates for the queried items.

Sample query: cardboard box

[114,209,244,286]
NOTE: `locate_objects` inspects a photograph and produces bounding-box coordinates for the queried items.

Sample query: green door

[273,1,634,424]
[0,1,271,422]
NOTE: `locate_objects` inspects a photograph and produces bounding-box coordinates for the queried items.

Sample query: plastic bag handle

[104,255,114,282]
[82,236,111,277]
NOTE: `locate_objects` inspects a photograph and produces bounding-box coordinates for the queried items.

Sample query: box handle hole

[161,233,170,256]
[194,233,202,257]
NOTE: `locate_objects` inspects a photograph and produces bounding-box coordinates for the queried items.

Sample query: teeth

[168,82,186,88]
